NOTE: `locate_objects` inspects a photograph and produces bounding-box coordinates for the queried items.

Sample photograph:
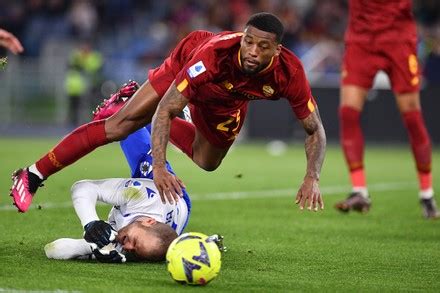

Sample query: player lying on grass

[45,94,191,262]
[11,12,326,213]
[45,176,188,262]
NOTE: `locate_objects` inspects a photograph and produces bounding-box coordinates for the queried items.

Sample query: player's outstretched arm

[152,81,188,204]
[0,28,23,54]
[296,108,326,211]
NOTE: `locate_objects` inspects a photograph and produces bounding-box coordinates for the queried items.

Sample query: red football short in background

[341,41,420,93]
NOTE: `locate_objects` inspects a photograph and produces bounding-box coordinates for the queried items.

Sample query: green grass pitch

[0,138,439,292]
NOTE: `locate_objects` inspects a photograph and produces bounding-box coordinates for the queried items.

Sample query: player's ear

[275,44,282,56]
[140,217,157,227]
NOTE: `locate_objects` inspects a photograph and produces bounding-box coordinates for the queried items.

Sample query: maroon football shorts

[341,41,420,93]
[188,102,248,149]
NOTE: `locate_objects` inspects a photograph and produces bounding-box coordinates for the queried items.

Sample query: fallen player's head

[117,217,177,262]
[240,12,284,75]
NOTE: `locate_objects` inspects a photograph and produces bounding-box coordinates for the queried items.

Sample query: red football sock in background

[170,117,195,158]
[418,172,432,191]
[402,110,432,189]
[339,106,365,173]
[350,169,367,189]
[36,120,108,177]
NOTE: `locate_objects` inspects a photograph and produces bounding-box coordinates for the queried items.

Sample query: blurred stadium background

[1,2,440,291]
[1,0,439,143]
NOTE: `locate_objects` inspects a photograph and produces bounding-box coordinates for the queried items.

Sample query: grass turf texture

[0,138,439,292]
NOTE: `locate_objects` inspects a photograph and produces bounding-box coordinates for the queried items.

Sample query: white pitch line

[0,289,81,293]
[0,181,416,211]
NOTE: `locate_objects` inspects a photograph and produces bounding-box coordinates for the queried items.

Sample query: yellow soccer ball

[166,232,221,285]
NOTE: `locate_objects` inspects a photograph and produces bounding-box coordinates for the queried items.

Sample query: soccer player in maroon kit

[334,0,438,218]
[10,13,326,213]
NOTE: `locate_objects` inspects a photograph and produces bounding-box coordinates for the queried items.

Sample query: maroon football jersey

[345,0,417,43]
[169,31,316,121]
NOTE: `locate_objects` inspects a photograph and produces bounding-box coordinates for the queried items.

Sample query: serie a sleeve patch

[187,61,206,78]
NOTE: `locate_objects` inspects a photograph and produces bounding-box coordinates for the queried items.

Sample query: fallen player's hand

[295,176,324,211]
[84,220,117,248]
[93,247,126,263]
[153,166,185,205]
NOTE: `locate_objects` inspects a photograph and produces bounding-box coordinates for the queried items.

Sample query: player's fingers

[10,39,23,54]
[295,190,301,205]
[164,188,174,205]
[299,193,307,210]
[170,179,183,200]
[158,187,166,204]
[175,176,186,190]
[308,193,315,211]
[318,194,324,210]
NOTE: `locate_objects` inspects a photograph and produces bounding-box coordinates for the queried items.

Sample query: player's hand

[84,220,117,248]
[153,166,185,205]
[0,29,23,54]
[92,248,126,263]
[295,176,324,211]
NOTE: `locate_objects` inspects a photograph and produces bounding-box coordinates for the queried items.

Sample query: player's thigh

[106,81,161,141]
[340,85,368,111]
[395,91,421,112]
[189,103,247,171]
[192,130,230,171]
[383,42,420,95]
[341,42,378,96]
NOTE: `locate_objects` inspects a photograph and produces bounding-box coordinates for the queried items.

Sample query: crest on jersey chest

[262,85,274,97]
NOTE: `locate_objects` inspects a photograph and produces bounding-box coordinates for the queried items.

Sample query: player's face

[240,25,281,75]
[117,221,159,259]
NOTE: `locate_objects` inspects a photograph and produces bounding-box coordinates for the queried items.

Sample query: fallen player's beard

[122,250,139,262]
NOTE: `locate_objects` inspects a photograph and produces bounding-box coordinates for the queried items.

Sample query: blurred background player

[64,40,104,126]
[0,28,23,55]
[45,87,191,262]
[334,0,438,219]
[10,12,326,213]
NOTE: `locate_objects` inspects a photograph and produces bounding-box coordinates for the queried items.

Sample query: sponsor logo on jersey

[262,85,274,97]
[187,61,206,78]
[221,80,263,100]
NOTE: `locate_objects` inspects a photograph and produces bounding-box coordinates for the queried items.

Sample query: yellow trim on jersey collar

[237,50,275,73]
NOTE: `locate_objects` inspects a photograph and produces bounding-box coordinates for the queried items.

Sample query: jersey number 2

[216,110,241,139]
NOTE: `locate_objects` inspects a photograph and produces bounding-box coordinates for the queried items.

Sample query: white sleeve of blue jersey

[70,178,188,234]
[71,178,132,227]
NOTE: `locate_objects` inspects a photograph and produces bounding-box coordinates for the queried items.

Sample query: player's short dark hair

[246,12,284,43]
[142,222,178,262]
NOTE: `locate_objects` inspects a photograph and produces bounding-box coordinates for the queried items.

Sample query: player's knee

[70,180,92,196]
[196,159,221,172]
[105,118,134,141]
